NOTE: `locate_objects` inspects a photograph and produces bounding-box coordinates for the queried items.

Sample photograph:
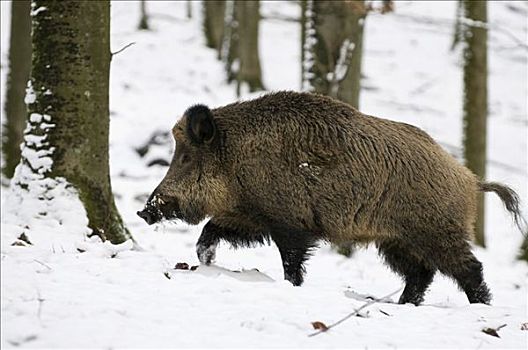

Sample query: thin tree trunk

[235,0,264,94]
[305,0,367,108]
[21,0,130,243]
[2,0,32,179]
[520,236,528,262]
[305,0,367,257]
[461,0,488,247]
[203,0,226,59]
[222,0,239,83]
[300,0,307,90]
[138,0,150,30]
[187,0,192,19]
[336,3,364,109]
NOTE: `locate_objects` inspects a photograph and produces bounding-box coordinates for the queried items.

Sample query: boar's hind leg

[437,245,491,305]
[271,229,318,287]
[378,240,436,306]
[196,220,270,265]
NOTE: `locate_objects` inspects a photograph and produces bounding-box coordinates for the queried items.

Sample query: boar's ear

[185,104,217,145]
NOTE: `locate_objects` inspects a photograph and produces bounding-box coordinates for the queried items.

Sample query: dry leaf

[311,321,329,332]
[18,233,32,245]
[190,265,199,271]
[521,323,528,331]
[482,324,506,338]
[174,262,190,270]
[163,271,171,280]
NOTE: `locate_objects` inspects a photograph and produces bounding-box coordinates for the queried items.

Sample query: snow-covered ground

[1,1,527,348]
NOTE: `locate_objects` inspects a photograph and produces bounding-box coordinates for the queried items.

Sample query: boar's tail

[478,181,527,235]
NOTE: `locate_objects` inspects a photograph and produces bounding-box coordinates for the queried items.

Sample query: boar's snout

[136,208,161,225]
[137,189,180,225]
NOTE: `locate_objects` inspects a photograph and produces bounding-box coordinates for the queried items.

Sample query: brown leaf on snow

[190,265,199,271]
[482,324,507,338]
[174,262,190,270]
[11,233,33,246]
[311,321,329,332]
[521,323,528,331]
[18,233,32,245]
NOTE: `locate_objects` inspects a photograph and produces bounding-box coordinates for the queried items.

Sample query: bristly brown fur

[140,91,524,304]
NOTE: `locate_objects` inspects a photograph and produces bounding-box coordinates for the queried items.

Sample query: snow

[1,0,527,348]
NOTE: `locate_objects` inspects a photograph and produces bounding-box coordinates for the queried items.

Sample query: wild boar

[137,91,525,305]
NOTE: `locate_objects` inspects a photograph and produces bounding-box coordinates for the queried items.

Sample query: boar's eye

[179,153,190,165]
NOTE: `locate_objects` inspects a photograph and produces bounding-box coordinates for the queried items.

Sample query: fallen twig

[33,259,52,270]
[308,288,402,337]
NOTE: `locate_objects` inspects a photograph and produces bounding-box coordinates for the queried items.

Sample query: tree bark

[21,0,130,243]
[203,0,226,59]
[519,236,528,262]
[306,0,366,109]
[305,0,367,257]
[461,0,488,247]
[2,0,32,179]
[300,0,307,89]
[222,0,239,83]
[138,0,149,30]
[235,0,264,94]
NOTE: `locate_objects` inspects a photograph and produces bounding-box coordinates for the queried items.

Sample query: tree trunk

[203,0,226,59]
[138,0,149,30]
[235,0,264,94]
[2,0,32,179]
[519,236,528,262]
[186,0,192,19]
[222,0,239,83]
[300,0,307,90]
[461,0,488,247]
[305,0,367,257]
[305,0,366,109]
[19,0,130,243]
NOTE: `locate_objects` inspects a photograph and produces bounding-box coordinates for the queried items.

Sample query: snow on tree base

[1,163,90,251]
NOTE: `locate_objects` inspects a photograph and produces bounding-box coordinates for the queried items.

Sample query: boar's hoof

[196,242,217,265]
[284,271,304,286]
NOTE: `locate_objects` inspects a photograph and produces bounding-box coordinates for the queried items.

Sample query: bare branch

[111,42,136,57]
[384,12,528,51]
[308,288,402,337]
[33,259,52,270]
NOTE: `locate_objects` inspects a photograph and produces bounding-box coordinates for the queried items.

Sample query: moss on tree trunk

[26,0,130,243]
[2,0,32,179]
[461,0,488,247]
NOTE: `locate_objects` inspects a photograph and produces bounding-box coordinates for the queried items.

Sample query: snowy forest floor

[1,1,527,348]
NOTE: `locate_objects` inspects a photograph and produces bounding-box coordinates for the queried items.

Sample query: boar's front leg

[196,221,219,265]
[196,220,270,265]
[271,228,318,286]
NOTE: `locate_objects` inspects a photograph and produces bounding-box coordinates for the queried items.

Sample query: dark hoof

[196,242,217,265]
